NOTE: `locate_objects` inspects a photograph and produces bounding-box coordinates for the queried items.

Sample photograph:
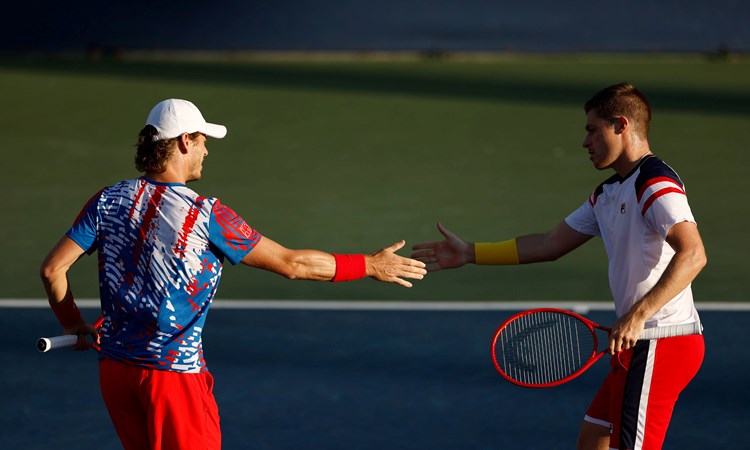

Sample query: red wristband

[51,296,83,327]
[331,254,367,282]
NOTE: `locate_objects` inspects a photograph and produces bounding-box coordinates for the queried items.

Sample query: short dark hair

[134,126,202,173]
[584,82,651,139]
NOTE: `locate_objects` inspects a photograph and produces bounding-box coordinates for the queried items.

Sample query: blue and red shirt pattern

[66,178,261,373]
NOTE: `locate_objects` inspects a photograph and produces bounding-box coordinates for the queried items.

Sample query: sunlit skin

[412,95,707,450]
[146,132,208,185]
[187,133,209,182]
[38,100,429,450]
[582,109,651,177]
[41,128,427,354]
[134,132,426,285]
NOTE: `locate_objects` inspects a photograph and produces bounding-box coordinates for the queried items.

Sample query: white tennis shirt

[565,155,701,327]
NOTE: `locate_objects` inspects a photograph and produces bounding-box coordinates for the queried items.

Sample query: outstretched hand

[367,240,427,288]
[410,223,472,272]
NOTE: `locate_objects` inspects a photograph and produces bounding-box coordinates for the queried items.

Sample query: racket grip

[37,335,79,352]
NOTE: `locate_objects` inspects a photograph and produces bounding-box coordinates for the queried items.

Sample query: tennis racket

[491,308,617,388]
[491,308,703,388]
[37,316,103,353]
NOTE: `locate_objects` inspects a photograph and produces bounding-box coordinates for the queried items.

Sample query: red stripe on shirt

[129,180,148,219]
[641,187,686,216]
[125,185,166,287]
[213,202,260,253]
[637,176,684,203]
[174,196,205,258]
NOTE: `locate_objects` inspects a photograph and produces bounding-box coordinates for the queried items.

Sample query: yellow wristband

[475,239,519,265]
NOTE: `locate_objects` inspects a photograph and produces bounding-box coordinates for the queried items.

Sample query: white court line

[1,299,749,311]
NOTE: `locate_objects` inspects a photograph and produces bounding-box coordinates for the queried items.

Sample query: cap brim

[204,123,227,139]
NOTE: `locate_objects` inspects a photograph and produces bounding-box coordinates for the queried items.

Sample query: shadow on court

[1,307,747,449]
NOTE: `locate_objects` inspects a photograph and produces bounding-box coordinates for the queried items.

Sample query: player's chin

[591,160,608,171]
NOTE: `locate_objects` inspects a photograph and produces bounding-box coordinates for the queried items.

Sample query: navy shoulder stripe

[634,156,683,195]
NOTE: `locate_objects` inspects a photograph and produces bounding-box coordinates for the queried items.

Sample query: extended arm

[516,220,595,263]
[241,237,426,288]
[607,221,707,354]
[411,221,592,271]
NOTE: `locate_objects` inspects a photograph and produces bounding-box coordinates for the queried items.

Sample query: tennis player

[40,98,427,450]
[411,83,706,450]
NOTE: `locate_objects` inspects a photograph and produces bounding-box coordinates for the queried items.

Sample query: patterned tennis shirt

[66,177,261,373]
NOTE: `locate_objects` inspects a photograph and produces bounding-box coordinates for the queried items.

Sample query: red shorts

[99,358,221,450]
[584,334,704,450]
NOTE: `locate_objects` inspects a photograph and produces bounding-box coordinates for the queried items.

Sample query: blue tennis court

[2,302,747,449]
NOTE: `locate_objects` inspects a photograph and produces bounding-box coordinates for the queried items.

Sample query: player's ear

[177,133,191,154]
[612,116,629,135]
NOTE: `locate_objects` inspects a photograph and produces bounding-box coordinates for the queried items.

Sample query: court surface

[2,301,747,449]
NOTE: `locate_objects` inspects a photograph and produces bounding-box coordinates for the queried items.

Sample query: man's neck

[612,142,652,178]
[144,169,187,184]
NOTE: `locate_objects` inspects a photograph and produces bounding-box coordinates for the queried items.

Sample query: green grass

[2,53,748,301]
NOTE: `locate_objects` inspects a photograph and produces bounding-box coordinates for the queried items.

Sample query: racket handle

[37,335,78,352]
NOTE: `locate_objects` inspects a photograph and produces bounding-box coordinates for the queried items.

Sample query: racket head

[491,308,608,388]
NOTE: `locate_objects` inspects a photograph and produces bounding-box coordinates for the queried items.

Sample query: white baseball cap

[146,99,227,140]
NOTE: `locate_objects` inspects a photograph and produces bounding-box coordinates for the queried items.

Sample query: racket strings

[496,312,596,385]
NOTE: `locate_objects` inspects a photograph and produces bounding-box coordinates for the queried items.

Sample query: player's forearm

[629,247,707,323]
[515,222,591,264]
[242,238,367,281]
[516,234,558,263]
[280,250,337,281]
[515,230,583,263]
[286,251,374,282]
[471,234,551,265]
[42,277,72,305]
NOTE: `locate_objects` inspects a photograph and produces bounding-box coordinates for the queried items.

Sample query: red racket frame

[491,308,611,388]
